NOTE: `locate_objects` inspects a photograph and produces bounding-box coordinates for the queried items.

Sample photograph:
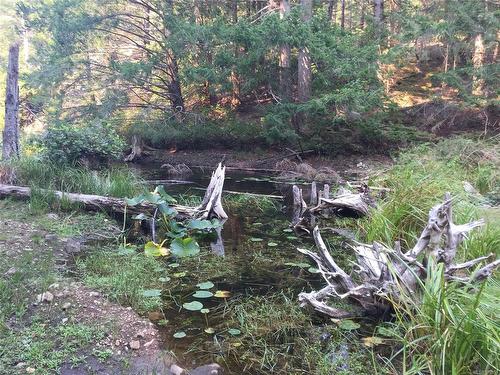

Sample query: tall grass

[10,157,145,198]
[380,259,500,375]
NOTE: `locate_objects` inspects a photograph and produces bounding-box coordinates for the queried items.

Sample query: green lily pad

[173,331,186,339]
[204,327,215,334]
[282,228,293,233]
[286,236,298,240]
[168,263,180,268]
[308,267,321,274]
[171,237,200,257]
[182,301,204,311]
[250,237,263,242]
[193,291,213,298]
[214,290,231,298]
[200,308,210,314]
[144,241,170,257]
[337,320,361,331]
[196,281,215,290]
[173,272,187,278]
[142,289,162,297]
[228,328,241,336]
[267,242,278,247]
[284,262,310,268]
[158,277,171,283]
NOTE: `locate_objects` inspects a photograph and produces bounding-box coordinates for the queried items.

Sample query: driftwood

[0,165,228,220]
[297,194,498,318]
[124,135,143,162]
[292,183,372,233]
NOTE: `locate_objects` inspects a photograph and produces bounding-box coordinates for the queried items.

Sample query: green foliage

[380,259,500,374]
[39,121,125,164]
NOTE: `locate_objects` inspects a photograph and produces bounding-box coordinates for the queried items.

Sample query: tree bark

[279,0,291,101]
[2,42,20,161]
[297,0,312,103]
[340,0,345,29]
[373,0,383,35]
[165,1,184,112]
[230,0,241,107]
[327,0,337,23]
[472,32,485,96]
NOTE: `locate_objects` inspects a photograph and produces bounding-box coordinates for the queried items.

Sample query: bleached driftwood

[292,183,372,233]
[298,194,498,317]
[0,165,228,220]
[196,163,228,220]
[124,135,143,162]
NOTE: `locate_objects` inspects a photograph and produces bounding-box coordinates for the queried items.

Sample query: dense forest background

[1,0,498,161]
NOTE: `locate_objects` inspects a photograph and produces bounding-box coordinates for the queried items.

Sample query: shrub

[40,121,125,164]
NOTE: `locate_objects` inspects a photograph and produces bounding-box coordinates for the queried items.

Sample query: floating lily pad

[249,237,263,242]
[337,319,361,331]
[173,331,186,339]
[308,267,320,274]
[267,242,278,247]
[168,263,180,268]
[282,228,293,233]
[362,336,384,347]
[228,328,241,336]
[196,281,215,290]
[204,327,215,334]
[286,236,298,240]
[144,241,170,257]
[200,308,210,314]
[183,301,204,311]
[142,289,162,297]
[214,290,231,298]
[173,272,187,278]
[252,222,263,226]
[232,342,242,347]
[193,291,213,298]
[158,277,171,283]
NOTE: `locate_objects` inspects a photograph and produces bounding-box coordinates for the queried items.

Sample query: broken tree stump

[297,194,498,318]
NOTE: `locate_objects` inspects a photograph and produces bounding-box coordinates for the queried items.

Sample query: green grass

[378,259,500,375]
[10,156,145,198]
[76,246,167,313]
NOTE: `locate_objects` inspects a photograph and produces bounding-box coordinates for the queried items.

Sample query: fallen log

[298,194,498,318]
[0,164,228,220]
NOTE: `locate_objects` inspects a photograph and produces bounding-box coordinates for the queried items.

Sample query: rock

[62,302,71,310]
[15,362,25,368]
[63,238,82,254]
[148,311,163,321]
[37,291,54,303]
[464,181,479,195]
[44,234,59,244]
[189,363,223,375]
[3,267,17,277]
[61,318,68,324]
[26,368,36,374]
[129,340,141,350]
[143,339,155,348]
[89,291,100,297]
[49,283,60,289]
[46,213,59,220]
[170,364,187,375]
[115,339,121,346]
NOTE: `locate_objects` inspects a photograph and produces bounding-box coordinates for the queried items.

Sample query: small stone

[189,364,223,375]
[3,267,17,277]
[49,283,60,289]
[115,339,121,346]
[15,362,25,368]
[129,340,141,350]
[37,291,54,303]
[143,339,155,348]
[63,238,82,254]
[170,364,187,375]
[46,213,59,220]
[26,368,36,374]
[89,291,100,297]
[62,302,71,310]
[61,318,68,324]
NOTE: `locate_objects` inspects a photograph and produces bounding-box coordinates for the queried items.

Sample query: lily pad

[308,267,320,274]
[214,290,231,298]
[282,228,293,233]
[286,236,298,240]
[142,289,162,298]
[267,242,278,247]
[337,319,361,331]
[168,263,180,268]
[183,301,204,311]
[193,291,213,298]
[362,336,384,347]
[158,277,171,283]
[249,237,263,242]
[171,237,200,257]
[144,241,170,257]
[173,331,186,339]
[186,219,221,230]
[204,327,215,334]
[200,308,210,314]
[284,262,310,268]
[228,328,241,336]
[173,272,187,278]
[196,281,215,290]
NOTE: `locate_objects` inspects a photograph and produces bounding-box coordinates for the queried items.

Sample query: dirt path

[0,202,221,375]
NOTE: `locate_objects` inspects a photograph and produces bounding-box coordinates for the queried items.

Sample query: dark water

[131,165,347,373]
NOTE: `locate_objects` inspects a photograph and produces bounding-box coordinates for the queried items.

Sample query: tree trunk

[298,0,312,103]
[327,0,337,23]
[230,0,241,107]
[165,1,184,112]
[360,0,366,29]
[472,32,485,96]
[340,0,345,29]
[279,0,292,101]
[373,0,383,34]
[2,43,20,161]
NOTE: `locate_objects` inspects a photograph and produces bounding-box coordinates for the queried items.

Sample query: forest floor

[0,200,221,375]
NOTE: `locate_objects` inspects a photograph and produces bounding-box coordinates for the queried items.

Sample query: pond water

[131,165,365,374]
